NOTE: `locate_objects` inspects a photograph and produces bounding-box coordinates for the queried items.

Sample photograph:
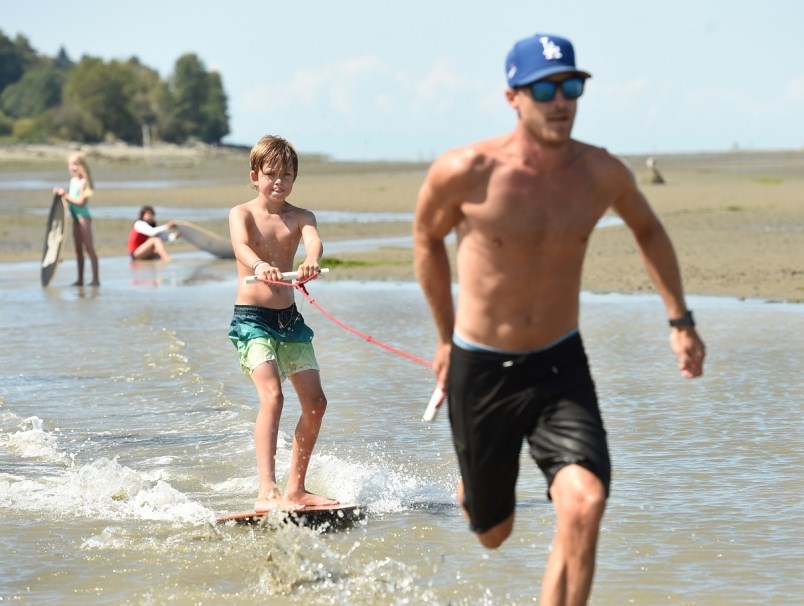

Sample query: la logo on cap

[539,36,563,60]
[505,33,591,88]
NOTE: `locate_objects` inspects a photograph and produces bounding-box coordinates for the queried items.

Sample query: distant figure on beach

[228,134,337,512]
[646,157,665,184]
[53,152,100,286]
[127,206,180,261]
[413,33,705,605]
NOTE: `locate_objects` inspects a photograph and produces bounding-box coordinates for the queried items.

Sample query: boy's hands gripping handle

[245,267,330,284]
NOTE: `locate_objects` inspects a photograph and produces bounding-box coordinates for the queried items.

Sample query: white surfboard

[174,220,234,259]
[41,194,67,286]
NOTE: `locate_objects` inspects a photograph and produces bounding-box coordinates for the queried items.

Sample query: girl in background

[54,152,100,286]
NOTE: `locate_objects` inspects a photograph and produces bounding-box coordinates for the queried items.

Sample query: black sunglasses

[527,77,586,102]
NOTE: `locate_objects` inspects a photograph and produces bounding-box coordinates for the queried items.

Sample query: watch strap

[669,310,695,328]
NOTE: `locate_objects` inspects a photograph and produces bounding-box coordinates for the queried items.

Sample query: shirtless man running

[229,134,337,512]
[413,33,705,605]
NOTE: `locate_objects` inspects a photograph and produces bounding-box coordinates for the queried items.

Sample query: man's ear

[505,87,524,118]
[505,87,519,108]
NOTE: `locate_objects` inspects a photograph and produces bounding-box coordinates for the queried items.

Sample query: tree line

[0,29,230,145]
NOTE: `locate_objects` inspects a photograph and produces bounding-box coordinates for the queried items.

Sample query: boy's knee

[258,388,284,408]
[300,392,327,417]
[312,394,328,414]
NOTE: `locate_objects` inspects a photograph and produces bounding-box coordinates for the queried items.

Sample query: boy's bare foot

[255,486,304,513]
[89,281,100,286]
[71,281,83,287]
[284,490,339,509]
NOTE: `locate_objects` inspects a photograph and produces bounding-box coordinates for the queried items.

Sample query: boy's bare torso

[232,199,314,309]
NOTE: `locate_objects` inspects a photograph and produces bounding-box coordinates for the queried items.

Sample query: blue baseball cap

[505,33,591,87]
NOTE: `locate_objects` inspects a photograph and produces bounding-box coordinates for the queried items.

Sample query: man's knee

[552,465,607,523]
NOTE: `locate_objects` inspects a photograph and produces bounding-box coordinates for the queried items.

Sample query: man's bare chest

[462,183,607,245]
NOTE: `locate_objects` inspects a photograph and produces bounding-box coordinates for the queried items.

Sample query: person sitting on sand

[228,134,338,513]
[127,205,180,261]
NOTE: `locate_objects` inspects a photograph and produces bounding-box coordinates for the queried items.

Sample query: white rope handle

[245,267,330,284]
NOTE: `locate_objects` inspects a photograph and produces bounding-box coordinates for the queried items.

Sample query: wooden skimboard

[41,193,68,286]
[216,503,364,531]
[174,220,234,259]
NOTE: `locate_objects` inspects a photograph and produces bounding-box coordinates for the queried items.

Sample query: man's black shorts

[448,332,611,533]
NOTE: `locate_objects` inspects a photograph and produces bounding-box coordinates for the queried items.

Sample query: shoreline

[2,144,802,303]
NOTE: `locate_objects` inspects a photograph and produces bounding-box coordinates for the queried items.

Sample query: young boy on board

[228,135,337,512]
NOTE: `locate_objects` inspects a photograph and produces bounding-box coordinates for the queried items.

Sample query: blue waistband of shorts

[452,327,579,355]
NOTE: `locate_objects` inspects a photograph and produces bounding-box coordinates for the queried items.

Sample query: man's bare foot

[89,281,100,286]
[284,490,339,509]
[255,486,304,513]
[71,281,83,287]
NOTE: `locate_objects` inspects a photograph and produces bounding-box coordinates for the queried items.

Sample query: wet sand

[1,143,802,302]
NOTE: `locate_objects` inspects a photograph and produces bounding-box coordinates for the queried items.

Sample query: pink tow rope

[251,272,433,369]
[249,271,446,421]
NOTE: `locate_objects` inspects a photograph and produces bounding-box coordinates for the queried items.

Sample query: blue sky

[7,1,804,160]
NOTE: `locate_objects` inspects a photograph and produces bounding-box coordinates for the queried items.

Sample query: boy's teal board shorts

[229,304,319,382]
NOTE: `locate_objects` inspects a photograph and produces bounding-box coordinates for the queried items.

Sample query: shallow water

[1,253,802,605]
[0,173,220,192]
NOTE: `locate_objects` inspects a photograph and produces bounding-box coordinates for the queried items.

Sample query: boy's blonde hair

[69,152,95,196]
[249,135,299,188]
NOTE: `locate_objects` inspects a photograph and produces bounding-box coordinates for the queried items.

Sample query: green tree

[0,32,230,146]
[0,65,64,119]
[62,56,138,142]
[199,70,229,143]
[54,46,73,70]
[48,103,103,142]
[119,58,170,144]
[0,30,38,93]
[167,53,229,144]
[0,109,13,137]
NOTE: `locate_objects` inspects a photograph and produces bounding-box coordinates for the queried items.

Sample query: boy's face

[250,162,295,202]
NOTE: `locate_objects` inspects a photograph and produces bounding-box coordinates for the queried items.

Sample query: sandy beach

[1,143,802,302]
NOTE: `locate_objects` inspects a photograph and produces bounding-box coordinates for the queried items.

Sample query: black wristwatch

[668,310,695,328]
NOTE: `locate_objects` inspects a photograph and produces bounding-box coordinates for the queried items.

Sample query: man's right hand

[669,328,705,378]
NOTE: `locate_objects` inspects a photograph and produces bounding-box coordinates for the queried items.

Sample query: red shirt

[127,226,149,254]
